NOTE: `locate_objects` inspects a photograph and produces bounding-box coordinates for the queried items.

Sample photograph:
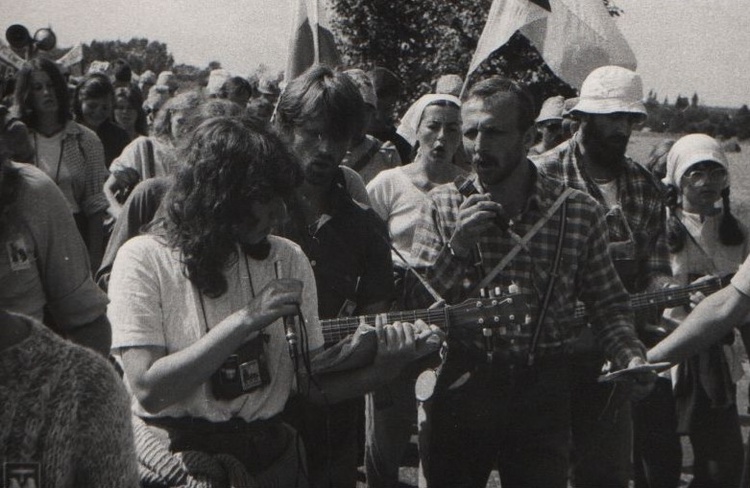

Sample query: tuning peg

[480,288,488,298]
[509,283,520,294]
[494,286,502,297]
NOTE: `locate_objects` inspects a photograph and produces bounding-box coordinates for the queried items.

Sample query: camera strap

[196,248,256,334]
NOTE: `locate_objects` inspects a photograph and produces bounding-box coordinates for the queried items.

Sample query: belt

[143,415,282,435]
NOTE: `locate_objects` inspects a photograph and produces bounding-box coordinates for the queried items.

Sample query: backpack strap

[145,138,156,178]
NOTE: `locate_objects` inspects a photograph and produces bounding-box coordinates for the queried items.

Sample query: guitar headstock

[446,292,530,332]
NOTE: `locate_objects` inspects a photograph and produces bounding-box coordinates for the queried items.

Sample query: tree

[331,0,614,110]
[82,38,174,75]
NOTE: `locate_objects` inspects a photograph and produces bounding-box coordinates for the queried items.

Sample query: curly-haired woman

[108,116,437,486]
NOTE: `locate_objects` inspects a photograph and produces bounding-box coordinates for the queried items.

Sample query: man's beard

[582,125,629,170]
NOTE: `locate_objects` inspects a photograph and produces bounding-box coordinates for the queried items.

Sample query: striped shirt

[532,136,670,293]
[410,164,645,368]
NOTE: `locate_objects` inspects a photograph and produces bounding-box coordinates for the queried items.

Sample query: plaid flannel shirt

[532,136,671,293]
[410,164,645,368]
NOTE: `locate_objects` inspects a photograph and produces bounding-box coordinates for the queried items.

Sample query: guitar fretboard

[321,308,450,344]
[573,277,726,324]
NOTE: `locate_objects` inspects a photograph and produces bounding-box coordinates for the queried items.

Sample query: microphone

[453,175,485,275]
[274,260,299,365]
[453,175,510,231]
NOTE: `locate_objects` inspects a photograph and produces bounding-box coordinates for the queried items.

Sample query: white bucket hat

[535,95,565,123]
[571,66,647,119]
[664,133,729,188]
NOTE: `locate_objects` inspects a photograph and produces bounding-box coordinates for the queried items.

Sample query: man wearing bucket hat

[534,65,678,488]
[528,95,566,156]
[341,68,400,184]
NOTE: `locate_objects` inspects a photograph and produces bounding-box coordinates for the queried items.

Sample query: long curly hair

[160,116,302,298]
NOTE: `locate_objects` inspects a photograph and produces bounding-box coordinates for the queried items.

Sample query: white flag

[468,0,637,89]
[285,0,341,81]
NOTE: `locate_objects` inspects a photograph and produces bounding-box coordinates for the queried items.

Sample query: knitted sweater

[0,315,138,488]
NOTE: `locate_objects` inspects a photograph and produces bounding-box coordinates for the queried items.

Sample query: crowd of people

[2,52,750,488]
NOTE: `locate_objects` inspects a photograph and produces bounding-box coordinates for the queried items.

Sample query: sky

[5,0,750,107]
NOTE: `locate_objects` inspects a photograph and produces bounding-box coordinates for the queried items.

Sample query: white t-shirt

[35,131,79,213]
[367,167,429,268]
[108,234,324,422]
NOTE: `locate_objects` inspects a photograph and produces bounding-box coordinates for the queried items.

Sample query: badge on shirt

[4,461,41,488]
[6,236,31,272]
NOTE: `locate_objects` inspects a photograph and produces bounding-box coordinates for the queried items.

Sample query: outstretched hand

[624,356,657,401]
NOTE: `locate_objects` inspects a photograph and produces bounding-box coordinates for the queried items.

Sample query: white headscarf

[396,94,461,147]
[664,133,729,188]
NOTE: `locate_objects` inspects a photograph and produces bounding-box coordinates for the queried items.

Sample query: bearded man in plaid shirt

[533,66,678,488]
[408,76,654,488]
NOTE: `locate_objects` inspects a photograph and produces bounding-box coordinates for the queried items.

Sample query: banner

[285,0,341,82]
[468,0,637,89]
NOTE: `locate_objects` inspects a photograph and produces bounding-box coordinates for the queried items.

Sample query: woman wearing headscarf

[364,93,464,487]
[662,133,747,487]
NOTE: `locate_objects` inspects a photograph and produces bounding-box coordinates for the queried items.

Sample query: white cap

[572,66,647,118]
[206,69,231,96]
[535,95,565,123]
[435,74,463,97]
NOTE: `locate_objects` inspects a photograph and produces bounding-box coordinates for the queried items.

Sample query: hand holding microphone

[274,261,299,363]
[450,176,508,260]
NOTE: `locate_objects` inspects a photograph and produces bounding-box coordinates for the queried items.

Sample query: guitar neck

[574,277,727,324]
[321,308,449,344]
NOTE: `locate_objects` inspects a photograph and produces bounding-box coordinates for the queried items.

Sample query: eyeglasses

[682,167,728,186]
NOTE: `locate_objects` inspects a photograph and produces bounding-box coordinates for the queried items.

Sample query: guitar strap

[471,187,575,296]
[527,195,568,366]
[387,238,445,305]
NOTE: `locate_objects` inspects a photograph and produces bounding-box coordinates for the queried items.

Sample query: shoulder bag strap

[351,139,382,173]
[145,138,156,178]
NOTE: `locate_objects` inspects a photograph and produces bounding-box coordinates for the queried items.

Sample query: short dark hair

[218,77,251,100]
[275,64,364,142]
[464,77,537,133]
[13,58,70,128]
[113,59,132,83]
[73,73,115,121]
[114,84,148,136]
